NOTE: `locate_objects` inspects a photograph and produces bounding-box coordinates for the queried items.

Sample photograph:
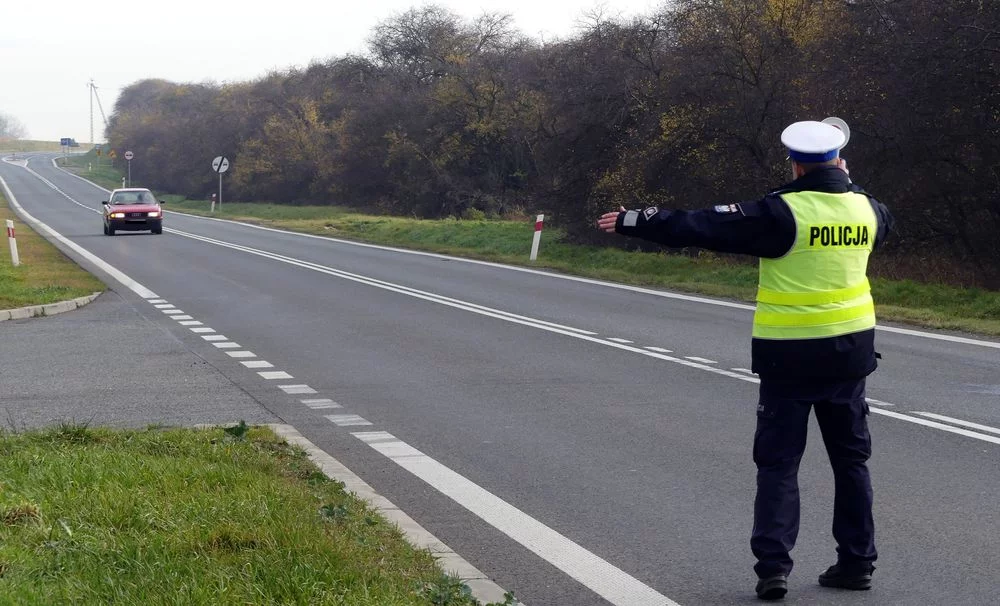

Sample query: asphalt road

[2,154,998,605]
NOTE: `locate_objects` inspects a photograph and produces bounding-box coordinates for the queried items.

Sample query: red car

[103,188,163,235]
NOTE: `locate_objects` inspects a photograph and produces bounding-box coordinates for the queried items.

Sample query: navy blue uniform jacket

[614,167,895,380]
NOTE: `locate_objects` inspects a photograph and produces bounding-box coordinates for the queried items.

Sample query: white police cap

[781,121,846,163]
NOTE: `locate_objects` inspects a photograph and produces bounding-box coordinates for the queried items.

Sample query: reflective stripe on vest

[752,190,877,340]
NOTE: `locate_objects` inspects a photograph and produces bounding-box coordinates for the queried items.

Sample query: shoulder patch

[714,203,743,214]
[643,206,659,220]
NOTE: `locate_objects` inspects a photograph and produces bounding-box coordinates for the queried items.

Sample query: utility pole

[88,79,109,146]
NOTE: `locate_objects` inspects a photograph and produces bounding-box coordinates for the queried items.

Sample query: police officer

[596,120,894,601]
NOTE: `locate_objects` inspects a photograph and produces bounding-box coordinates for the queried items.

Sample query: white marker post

[529,213,544,261]
[6,220,20,267]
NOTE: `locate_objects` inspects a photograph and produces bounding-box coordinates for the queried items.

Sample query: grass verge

[0,193,105,310]
[58,151,1000,337]
[0,423,511,605]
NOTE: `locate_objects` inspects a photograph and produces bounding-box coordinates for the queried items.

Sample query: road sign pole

[212,156,230,210]
[127,160,131,187]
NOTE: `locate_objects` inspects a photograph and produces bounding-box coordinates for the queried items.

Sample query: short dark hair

[793,157,839,173]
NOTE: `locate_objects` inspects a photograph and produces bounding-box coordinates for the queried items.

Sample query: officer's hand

[597,206,627,233]
[838,158,849,176]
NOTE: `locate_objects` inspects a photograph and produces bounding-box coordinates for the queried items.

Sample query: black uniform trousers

[751,376,877,578]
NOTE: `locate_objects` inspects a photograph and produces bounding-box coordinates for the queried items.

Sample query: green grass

[0,196,105,310]
[0,424,510,605]
[0,140,90,153]
[56,150,124,192]
[58,158,1000,337]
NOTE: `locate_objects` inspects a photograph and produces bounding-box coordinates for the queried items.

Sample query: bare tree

[0,112,28,139]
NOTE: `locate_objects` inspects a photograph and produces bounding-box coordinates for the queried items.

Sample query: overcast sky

[3,0,658,142]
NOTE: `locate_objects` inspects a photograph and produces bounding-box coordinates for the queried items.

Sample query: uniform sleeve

[614,198,796,258]
[868,197,894,250]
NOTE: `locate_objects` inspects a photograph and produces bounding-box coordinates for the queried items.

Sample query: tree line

[106,1,1000,287]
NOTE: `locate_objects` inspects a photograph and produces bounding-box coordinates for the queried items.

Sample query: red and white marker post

[6,219,20,267]
[529,213,544,261]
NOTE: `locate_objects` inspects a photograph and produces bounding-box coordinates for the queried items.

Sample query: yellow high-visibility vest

[753,190,878,339]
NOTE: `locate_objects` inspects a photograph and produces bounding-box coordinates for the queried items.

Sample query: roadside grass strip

[0,424,509,605]
[0,193,104,310]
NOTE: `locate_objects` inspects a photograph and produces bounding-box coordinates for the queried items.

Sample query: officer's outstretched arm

[604,200,795,259]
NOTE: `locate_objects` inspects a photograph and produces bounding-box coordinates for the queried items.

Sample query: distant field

[0,140,95,153]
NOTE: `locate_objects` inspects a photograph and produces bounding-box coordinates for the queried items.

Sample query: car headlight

[110,212,125,218]
[147,211,160,217]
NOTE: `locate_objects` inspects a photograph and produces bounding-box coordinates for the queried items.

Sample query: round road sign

[212,156,230,174]
[124,150,134,160]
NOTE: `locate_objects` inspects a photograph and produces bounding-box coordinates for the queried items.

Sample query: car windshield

[111,191,156,205]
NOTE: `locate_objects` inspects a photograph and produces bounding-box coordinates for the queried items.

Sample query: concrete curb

[0,291,103,322]
[268,424,516,605]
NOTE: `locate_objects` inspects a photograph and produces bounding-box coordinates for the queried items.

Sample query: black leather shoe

[755,575,788,600]
[818,563,874,590]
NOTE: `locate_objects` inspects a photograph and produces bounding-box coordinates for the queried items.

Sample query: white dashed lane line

[147,300,334,415]
[303,399,342,409]
[280,385,317,395]
[259,371,294,380]
[731,368,754,375]
[241,360,274,369]
[607,338,634,344]
[644,347,672,353]
[326,414,373,427]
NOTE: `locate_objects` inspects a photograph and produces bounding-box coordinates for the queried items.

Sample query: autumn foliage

[106,1,1000,286]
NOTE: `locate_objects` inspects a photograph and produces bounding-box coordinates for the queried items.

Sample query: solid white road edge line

[869,409,1000,445]
[913,412,1000,436]
[268,424,514,605]
[353,430,680,606]
[42,157,1000,350]
[163,228,1000,446]
[0,176,157,299]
